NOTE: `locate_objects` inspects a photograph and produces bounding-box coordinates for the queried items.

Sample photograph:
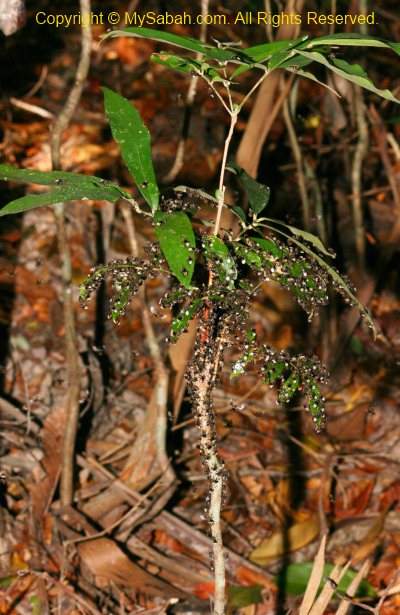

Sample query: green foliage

[274,562,378,598]
[0,164,129,216]
[227,162,271,214]
[232,341,328,432]
[151,53,230,85]
[102,87,159,210]
[296,50,400,102]
[202,235,237,290]
[80,256,163,324]
[154,210,196,288]
[102,27,400,104]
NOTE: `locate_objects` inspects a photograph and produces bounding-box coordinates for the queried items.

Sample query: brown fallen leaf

[250,517,320,565]
[352,509,389,564]
[168,318,197,422]
[29,402,67,523]
[78,537,186,599]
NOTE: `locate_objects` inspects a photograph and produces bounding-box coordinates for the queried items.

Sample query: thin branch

[281,75,311,230]
[351,85,369,270]
[50,0,92,506]
[213,112,237,236]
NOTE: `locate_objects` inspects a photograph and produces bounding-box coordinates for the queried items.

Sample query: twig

[9,96,54,119]
[351,85,369,270]
[10,342,33,433]
[370,105,400,248]
[213,112,237,237]
[336,559,371,615]
[163,0,209,184]
[376,568,400,611]
[23,65,48,98]
[29,570,101,615]
[50,0,92,506]
[282,76,311,230]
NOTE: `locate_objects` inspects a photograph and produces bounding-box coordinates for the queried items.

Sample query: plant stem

[186,306,227,614]
[50,0,92,506]
[214,112,237,237]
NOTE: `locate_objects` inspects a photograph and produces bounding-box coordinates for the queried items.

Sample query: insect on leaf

[278,372,300,404]
[170,298,201,342]
[202,235,237,289]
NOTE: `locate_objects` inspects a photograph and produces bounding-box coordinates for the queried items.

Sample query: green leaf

[279,55,314,69]
[170,298,201,341]
[264,220,334,257]
[202,235,237,289]
[231,347,258,378]
[0,183,125,217]
[231,36,308,77]
[295,50,400,104]
[274,562,378,599]
[154,211,195,288]
[101,27,237,62]
[246,328,256,342]
[227,584,263,610]
[102,87,159,210]
[251,236,286,260]
[284,67,341,98]
[231,243,263,270]
[0,164,130,197]
[278,372,300,403]
[305,379,325,431]
[246,36,308,62]
[230,205,247,223]
[303,33,400,56]
[263,360,286,384]
[151,53,228,84]
[227,162,271,214]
